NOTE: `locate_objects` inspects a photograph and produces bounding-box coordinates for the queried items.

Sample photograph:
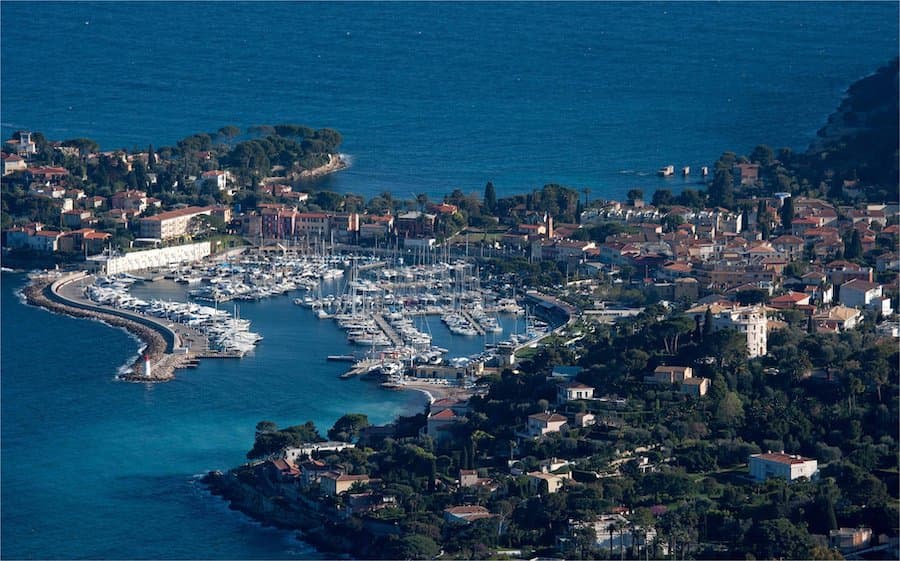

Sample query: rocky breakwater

[24,275,186,382]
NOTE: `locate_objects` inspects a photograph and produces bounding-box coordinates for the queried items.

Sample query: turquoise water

[2,3,897,201]
[1,273,521,559]
[2,2,898,558]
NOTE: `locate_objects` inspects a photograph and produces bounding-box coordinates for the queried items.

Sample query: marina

[55,247,556,388]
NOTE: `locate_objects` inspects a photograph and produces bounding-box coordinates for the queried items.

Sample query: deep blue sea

[2,2,897,201]
[1,2,898,559]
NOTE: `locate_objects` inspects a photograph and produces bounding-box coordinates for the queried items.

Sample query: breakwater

[23,273,192,381]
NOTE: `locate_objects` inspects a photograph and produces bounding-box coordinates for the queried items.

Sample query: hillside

[803,58,899,201]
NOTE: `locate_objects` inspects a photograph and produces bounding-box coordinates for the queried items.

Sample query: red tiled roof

[770,292,809,304]
[430,409,458,420]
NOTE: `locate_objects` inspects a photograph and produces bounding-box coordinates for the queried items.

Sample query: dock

[372,313,404,346]
[459,310,486,335]
[340,359,379,379]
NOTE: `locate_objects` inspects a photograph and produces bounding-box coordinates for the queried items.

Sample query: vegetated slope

[804,58,899,202]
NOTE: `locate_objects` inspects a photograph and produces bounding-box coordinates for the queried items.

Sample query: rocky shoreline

[295,152,349,180]
[23,279,181,382]
[202,470,367,557]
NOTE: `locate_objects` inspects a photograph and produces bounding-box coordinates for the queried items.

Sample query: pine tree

[484,181,497,214]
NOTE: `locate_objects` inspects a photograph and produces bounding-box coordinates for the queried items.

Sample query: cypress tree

[703,307,714,336]
[484,181,497,214]
[780,196,794,232]
[846,229,863,259]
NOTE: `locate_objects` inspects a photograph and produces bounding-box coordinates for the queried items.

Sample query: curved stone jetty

[23,272,195,382]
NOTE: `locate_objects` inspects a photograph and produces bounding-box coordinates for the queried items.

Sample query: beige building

[320,473,369,496]
[138,206,213,240]
[525,412,568,437]
[680,377,710,397]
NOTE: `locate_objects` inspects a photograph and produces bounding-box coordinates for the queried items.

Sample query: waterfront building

[320,473,369,496]
[137,206,213,240]
[110,190,150,213]
[395,211,435,237]
[24,166,69,186]
[527,471,566,494]
[749,452,818,482]
[647,365,693,384]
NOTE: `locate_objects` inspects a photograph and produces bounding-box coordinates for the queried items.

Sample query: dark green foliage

[328,413,370,442]
[745,518,813,560]
[708,167,734,209]
[780,196,794,231]
[803,58,899,200]
[845,229,863,259]
[246,421,322,459]
[651,188,673,207]
[483,181,497,214]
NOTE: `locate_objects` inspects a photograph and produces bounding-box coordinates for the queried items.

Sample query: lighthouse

[144,354,152,378]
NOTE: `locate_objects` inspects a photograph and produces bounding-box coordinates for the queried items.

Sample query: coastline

[295,152,349,180]
[392,379,472,404]
[22,274,186,382]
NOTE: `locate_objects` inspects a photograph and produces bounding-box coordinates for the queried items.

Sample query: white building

[749,452,818,482]
[201,170,230,191]
[840,279,893,316]
[557,381,595,404]
[711,305,768,358]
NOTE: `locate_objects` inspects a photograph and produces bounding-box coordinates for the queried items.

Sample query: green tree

[627,189,644,203]
[328,413,370,442]
[780,196,794,231]
[389,534,440,560]
[708,168,734,208]
[652,188,673,207]
[715,391,745,430]
[483,181,497,214]
[703,307,714,337]
[255,420,277,435]
[750,144,775,166]
[746,518,813,560]
[845,229,863,259]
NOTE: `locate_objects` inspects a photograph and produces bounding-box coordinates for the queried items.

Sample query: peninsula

[4,60,899,559]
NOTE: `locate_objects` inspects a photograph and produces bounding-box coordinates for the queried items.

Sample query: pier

[372,313,404,346]
[458,310,486,335]
[340,359,380,379]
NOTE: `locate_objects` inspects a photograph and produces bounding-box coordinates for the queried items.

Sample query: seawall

[24,272,189,381]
